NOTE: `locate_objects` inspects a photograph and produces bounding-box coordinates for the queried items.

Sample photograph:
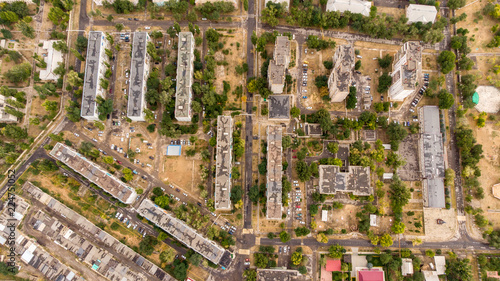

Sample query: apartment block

[137,199,233,268]
[266,125,283,220]
[328,44,354,102]
[388,41,422,101]
[127,32,151,122]
[175,32,195,122]
[49,142,138,204]
[0,94,18,123]
[268,36,290,94]
[319,165,372,196]
[215,116,233,210]
[81,31,110,121]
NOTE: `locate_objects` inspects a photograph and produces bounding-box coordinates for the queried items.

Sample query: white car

[306,107,312,109]
[74,133,79,137]
[300,221,305,224]
[145,26,151,30]
[126,133,129,138]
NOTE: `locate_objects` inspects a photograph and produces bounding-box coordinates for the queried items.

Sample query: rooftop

[267,125,283,219]
[127,32,149,119]
[319,165,372,196]
[257,268,301,281]
[326,259,341,272]
[326,0,372,16]
[401,258,414,276]
[268,95,290,120]
[421,106,445,208]
[166,145,182,156]
[274,36,290,66]
[406,4,438,24]
[137,199,229,266]
[22,182,174,281]
[392,41,422,91]
[39,40,64,81]
[474,86,500,113]
[215,116,233,210]
[0,94,18,122]
[330,44,354,93]
[175,32,195,120]
[358,268,385,281]
[81,31,105,119]
[49,142,138,204]
[268,60,286,86]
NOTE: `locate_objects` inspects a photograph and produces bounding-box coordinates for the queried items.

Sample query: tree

[2,125,27,140]
[355,60,362,70]
[159,249,176,264]
[17,20,35,38]
[67,70,83,87]
[391,221,406,234]
[172,259,189,280]
[280,231,291,242]
[378,54,393,68]
[122,168,134,181]
[4,62,31,84]
[138,235,159,255]
[96,96,113,120]
[230,185,243,205]
[377,72,392,93]
[254,253,269,268]
[438,89,455,109]
[327,244,345,258]
[438,51,456,74]
[309,204,319,216]
[317,233,328,243]
[294,227,311,236]
[290,106,300,118]
[447,0,466,9]
[327,142,339,154]
[346,86,358,109]
[446,258,472,281]
[323,60,334,70]
[291,251,303,265]
[244,269,257,281]
[296,160,311,182]
[380,233,393,247]
[48,7,68,25]
[75,35,88,52]
[109,0,136,13]
[380,253,393,265]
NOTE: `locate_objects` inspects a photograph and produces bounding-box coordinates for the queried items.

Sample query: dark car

[176,188,180,192]
[134,18,138,21]
[197,202,202,207]
[149,156,154,160]
[128,18,132,20]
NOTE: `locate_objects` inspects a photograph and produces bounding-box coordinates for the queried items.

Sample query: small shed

[401,258,413,276]
[322,210,328,222]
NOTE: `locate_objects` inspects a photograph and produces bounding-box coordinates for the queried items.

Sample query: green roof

[472,92,479,104]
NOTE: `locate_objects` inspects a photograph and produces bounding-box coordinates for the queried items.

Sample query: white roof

[423,271,440,281]
[39,40,64,81]
[326,0,372,16]
[406,4,437,24]
[434,256,446,275]
[370,214,377,226]
[322,210,328,222]
[402,258,413,276]
[0,236,6,245]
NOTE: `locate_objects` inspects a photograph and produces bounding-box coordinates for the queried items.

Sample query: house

[357,268,385,281]
[401,258,414,276]
[322,210,328,222]
[326,259,341,272]
[266,0,289,10]
[406,4,438,24]
[39,40,64,81]
[434,256,446,275]
[326,0,372,16]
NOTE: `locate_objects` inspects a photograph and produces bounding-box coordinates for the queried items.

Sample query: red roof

[359,270,384,281]
[326,259,341,272]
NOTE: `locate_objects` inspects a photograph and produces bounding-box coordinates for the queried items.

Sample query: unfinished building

[215,116,233,210]
[420,106,445,208]
[127,32,150,122]
[319,165,372,196]
[81,31,110,121]
[388,41,422,101]
[49,142,138,204]
[267,125,283,219]
[0,94,18,123]
[175,32,195,122]
[328,44,354,102]
[137,199,232,268]
[268,36,290,94]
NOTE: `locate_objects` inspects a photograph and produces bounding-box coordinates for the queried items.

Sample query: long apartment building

[268,36,290,94]
[215,116,233,210]
[388,41,422,101]
[49,142,138,204]
[22,182,175,281]
[266,125,283,220]
[328,44,354,102]
[137,199,233,268]
[81,31,110,121]
[175,32,195,122]
[0,94,18,123]
[127,32,150,122]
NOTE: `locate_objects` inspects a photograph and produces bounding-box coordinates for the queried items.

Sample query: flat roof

[137,199,227,265]
[174,32,194,120]
[319,165,372,196]
[326,0,372,16]
[81,31,105,118]
[39,40,64,81]
[274,36,290,66]
[257,268,301,281]
[269,95,290,119]
[268,60,286,86]
[392,42,422,91]
[407,4,437,23]
[421,106,445,208]
[127,32,149,119]
[267,125,283,219]
[0,94,18,122]
[22,182,174,281]
[49,142,138,204]
[331,44,354,93]
[166,145,182,156]
[215,116,233,210]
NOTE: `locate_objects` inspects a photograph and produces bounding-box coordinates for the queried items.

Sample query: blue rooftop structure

[166,145,182,156]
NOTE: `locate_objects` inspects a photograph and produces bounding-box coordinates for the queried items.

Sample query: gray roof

[406,4,437,23]
[319,165,372,196]
[274,36,290,66]
[137,199,227,264]
[257,268,301,281]
[174,32,194,120]
[127,32,149,119]
[328,44,354,101]
[49,142,138,204]
[421,106,445,208]
[391,42,422,91]
[268,60,286,86]
[215,116,233,210]
[81,31,105,118]
[269,95,290,120]
[267,126,283,219]
[326,0,372,16]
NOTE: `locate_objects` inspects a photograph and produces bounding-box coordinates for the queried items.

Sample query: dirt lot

[28,95,60,137]
[398,134,421,181]
[316,204,361,233]
[469,119,500,227]
[468,55,500,87]
[160,155,204,196]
